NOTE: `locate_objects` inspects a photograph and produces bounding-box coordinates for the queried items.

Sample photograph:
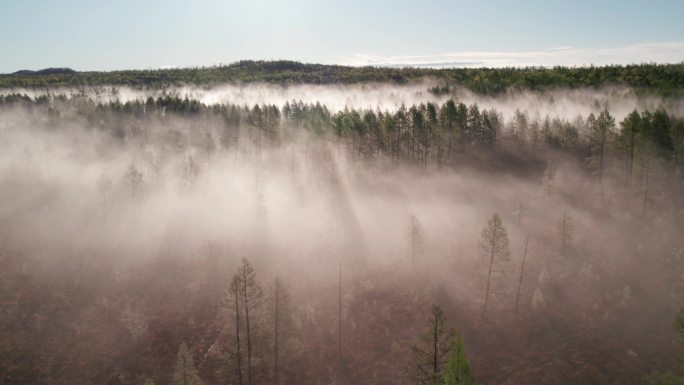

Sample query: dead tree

[479,214,510,320]
[558,212,574,257]
[237,258,261,385]
[229,275,243,385]
[410,305,452,385]
[514,234,530,316]
[407,215,425,270]
[338,262,343,359]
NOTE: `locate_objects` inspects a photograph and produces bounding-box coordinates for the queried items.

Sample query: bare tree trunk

[243,272,253,385]
[235,280,243,385]
[561,214,567,256]
[395,128,399,166]
[515,234,530,316]
[642,154,651,217]
[412,125,416,163]
[437,138,442,167]
[447,131,453,164]
[481,244,496,321]
[358,133,363,159]
[397,124,403,165]
[338,263,342,359]
[629,129,635,182]
[432,315,438,385]
[412,235,416,271]
[598,135,605,181]
[351,134,356,162]
[424,125,430,168]
[274,283,279,385]
[424,141,429,168]
[368,130,373,163]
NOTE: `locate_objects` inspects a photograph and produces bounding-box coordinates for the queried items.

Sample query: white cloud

[344,42,684,68]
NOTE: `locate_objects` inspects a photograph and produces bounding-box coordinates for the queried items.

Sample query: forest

[1,61,684,96]
[1,79,684,385]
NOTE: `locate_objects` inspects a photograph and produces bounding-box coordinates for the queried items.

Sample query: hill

[1,61,683,96]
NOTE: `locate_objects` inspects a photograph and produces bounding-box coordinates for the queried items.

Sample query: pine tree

[269,277,302,385]
[512,109,529,144]
[644,309,684,384]
[671,119,684,172]
[540,161,557,197]
[273,278,281,385]
[228,275,244,385]
[338,262,343,360]
[514,234,530,315]
[558,211,574,257]
[441,333,473,385]
[407,215,425,270]
[619,110,642,181]
[172,343,204,385]
[646,109,674,159]
[410,106,424,163]
[589,109,615,181]
[411,305,453,385]
[439,99,459,163]
[467,104,481,145]
[237,258,261,385]
[271,277,298,385]
[674,308,684,337]
[97,173,112,216]
[123,163,144,201]
[479,214,510,320]
[531,287,546,309]
[181,155,200,190]
[636,139,661,218]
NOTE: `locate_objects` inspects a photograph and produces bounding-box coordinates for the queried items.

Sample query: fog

[1,109,535,272]
[1,87,682,385]
[3,81,682,122]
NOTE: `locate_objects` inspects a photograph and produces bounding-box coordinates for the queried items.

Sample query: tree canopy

[1,61,683,96]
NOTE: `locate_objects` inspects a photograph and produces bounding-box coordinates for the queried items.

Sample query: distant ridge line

[11,68,77,76]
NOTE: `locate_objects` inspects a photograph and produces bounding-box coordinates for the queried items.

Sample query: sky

[0,0,683,72]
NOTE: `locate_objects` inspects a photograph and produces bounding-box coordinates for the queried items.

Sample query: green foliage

[2,62,683,96]
[237,258,262,307]
[411,305,453,385]
[270,278,303,385]
[645,310,684,385]
[3,92,684,177]
[480,214,510,263]
[173,343,203,385]
[588,109,616,180]
[642,370,683,385]
[480,214,510,319]
[442,334,473,385]
[411,307,473,385]
[675,308,684,338]
[646,109,675,159]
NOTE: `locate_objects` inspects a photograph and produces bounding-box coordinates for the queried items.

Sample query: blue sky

[1,0,682,72]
